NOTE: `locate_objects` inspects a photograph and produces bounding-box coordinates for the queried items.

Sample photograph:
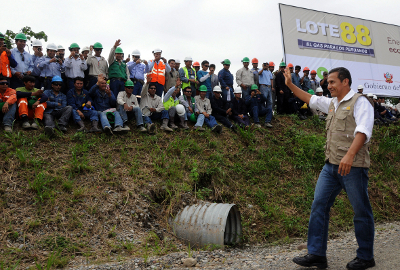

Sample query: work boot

[264,122,273,128]
[147,123,156,134]
[113,126,122,132]
[212,124,222,134]
[346,257,375,270]
[44,126,54,137]
[4,126,12,133]
[31,121,39,130]
[254,123,262,128]
[138,125,147,132]
[89,121,102,133]
[77,121,86,132]
[104,126,113,135]
[58,125,67,133]
[179,116,189,130]
[22,121,31,130]
[121,124,131,131]
[293,254,328,269]
[160,119,173,132]
[169,116,178,129]
[194,126,205,131]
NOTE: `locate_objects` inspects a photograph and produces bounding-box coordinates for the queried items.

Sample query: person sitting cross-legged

[42,76,73,136]
[88,74,125,135]
[194,85,222,132]
[67,77,101,133]
[140,75,173,134]
[210,85,237,132]
[117,80,146,132]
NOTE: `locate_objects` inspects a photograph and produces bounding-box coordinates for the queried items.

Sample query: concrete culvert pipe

[171,203,242,248]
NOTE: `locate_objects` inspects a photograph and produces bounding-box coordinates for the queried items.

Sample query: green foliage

[4,26,48,49]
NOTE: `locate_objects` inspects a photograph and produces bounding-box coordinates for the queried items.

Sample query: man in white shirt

[285,67,376,270]
[117,80,146,132]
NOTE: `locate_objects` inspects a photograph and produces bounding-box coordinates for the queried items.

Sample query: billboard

[279,4,400,97]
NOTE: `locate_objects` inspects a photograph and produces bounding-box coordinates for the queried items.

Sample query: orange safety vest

[150,60,166,85]
[0,51,12,78]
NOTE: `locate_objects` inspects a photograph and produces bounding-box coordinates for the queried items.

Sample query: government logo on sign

[384,72,393,83]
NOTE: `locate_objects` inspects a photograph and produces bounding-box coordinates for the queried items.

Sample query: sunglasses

[149,87,156,90]
[185,90,192,93]
[289,67,293,69]
[126,87,133,89]
[0,81,9,85]
[134,56,140,58]
[204,65,209,67]
[21,53,25,62]
[52,83,62,86]
[94,49,102,51]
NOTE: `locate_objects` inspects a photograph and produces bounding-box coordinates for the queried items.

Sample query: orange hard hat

[193,61,200,67]
[288,63,294,68]
[310,70,317,74]
[269,61,275,67]
[303,67,310,71]
[251,58,258,64]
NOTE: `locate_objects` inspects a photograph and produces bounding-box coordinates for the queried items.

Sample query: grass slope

[0,115,399,269]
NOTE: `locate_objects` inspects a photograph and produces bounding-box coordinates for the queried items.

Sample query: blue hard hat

[51,76,63,82]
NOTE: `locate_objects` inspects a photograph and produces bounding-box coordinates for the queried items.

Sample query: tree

[4,26,48,49]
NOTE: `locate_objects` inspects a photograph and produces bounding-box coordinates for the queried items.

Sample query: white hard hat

[175,59,181,64]
[357,85,364,89]
[373,95,377,100]
[184,56,193,62]
[213,86,222,92]
[367,93,374,97]
[234,87,242,94]
[132,49,140,56]
[46,43,58,51]
[316,87,323,93]
[176,104,185,116]
[82,46,90,52]
[57,45,65,50]
[152,48,162,53]
[32,40,42,47]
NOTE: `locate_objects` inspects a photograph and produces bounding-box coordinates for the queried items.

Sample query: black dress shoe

[346,257,375,270]
[293,254,328,269]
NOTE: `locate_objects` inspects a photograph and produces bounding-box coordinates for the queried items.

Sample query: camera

[37,48,42,52]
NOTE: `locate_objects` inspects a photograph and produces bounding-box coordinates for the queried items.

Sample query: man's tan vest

[325,93,371,168]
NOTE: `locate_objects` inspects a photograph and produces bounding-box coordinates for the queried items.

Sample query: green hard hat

[199,85,207,92]
[250,84,258,90]
[93,42,103,49]
[0,32,4,39]
[125,80,134,87]
[115,47,123,54]
[308,89,315,95]
[69,43,80,49]
[189,113,197,123]
[221,59,231,65]
[279,61,286,67]
[15,33,27,41]
[242,57,250,63]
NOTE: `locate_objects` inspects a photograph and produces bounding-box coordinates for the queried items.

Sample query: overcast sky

[3,0,400,80]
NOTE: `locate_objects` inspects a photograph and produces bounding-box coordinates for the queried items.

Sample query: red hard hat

[252,58,258,64]
[303,67,310,71]
[193,61,200,67]
[310,70,317,74]
[269,61,275,67]
[288,63,294,68]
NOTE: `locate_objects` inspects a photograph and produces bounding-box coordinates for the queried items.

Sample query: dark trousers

[43,106,72,128]
[110,78,125,98]
[213,114,232,128]
[232,115,250,126]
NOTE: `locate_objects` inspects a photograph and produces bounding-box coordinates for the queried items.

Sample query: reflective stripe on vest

[163,97,179,110]
[150,61,166,85]
[182,66,196,90]
[1,51,11,78]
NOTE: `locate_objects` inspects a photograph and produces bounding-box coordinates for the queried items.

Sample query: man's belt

[111,77,126,81]
[131,78,144,85]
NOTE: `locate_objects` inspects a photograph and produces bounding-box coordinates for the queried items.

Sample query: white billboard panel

[280,4,400,97]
